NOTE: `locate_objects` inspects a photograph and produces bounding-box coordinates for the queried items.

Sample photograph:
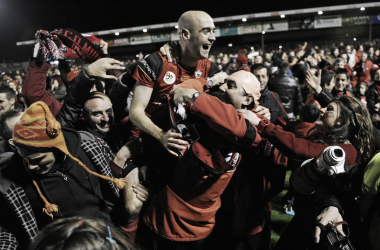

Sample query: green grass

[270,171,293,247]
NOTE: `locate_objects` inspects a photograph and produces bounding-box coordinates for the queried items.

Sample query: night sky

[0,0,374,62]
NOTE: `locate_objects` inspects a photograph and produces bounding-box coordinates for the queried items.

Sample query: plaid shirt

[0,182,38,249]
[79,131,122,198]
[0,133,124,249]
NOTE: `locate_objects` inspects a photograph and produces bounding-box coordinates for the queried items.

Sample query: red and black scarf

[35,28,104,63]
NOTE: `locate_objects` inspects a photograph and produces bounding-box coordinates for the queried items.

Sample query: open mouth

[95,122,110,132]
[97,123,109,129]
[202,44,211,51]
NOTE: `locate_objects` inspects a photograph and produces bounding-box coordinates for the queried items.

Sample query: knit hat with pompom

[13,101,126,219]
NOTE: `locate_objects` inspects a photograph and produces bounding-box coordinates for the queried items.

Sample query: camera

[319,222,356,250]
[290,146,346,195]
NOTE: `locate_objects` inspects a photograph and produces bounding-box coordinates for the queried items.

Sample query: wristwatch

[206,77,213,87]
[191,92,200,105]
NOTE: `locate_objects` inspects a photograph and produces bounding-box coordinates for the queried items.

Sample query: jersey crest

[163,71,176,85]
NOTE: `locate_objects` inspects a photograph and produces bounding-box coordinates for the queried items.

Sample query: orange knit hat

[13,101,126,219]
[13,102,68,153]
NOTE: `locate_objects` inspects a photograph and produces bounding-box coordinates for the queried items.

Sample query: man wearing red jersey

[130,11,226,156]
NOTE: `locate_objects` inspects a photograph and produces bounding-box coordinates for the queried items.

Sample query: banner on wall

[342,16,370,26]
[130,34,152,45]
[314,15,342,29]
[214,28,221,37]
[289,18,314,30]
[238,23,262,34]
[219,25,238,36]
[151,33,171,43]
[372,15,380,24]
[113,38,130,46]
[262,21,288,32]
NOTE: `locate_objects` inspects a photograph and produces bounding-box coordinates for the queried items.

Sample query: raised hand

[306,69,322,94]
[85,58,125,80]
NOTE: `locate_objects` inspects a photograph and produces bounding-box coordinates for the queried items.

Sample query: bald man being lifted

[129,11,226,156]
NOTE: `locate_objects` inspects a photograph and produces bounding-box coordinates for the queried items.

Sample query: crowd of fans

[1,10,380,250]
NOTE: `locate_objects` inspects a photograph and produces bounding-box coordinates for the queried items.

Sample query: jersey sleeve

[132,52,163,88]
[190,93,260,147]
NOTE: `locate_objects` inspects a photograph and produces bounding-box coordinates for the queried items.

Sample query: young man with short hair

[354,52,379,85]
[252,64,289,125]
[331,68,352,97]
[0,86,19,115]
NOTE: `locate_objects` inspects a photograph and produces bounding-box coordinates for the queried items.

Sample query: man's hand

[160,41,181,64]
[306,69,322,94]
[210,72,228,87]
[253,105,271,120]
[34,43,48,63]
[172,88,198,105]
[159,129,188,156]
[314,206,344,243]
[85,58,125,80]
[100,40,109,55]
[236,109,261,126]
[123,167,143,220]
[132,183,149,202]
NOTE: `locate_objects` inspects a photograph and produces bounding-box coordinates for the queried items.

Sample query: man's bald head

[177,11,215,67]
[178,11,212,33]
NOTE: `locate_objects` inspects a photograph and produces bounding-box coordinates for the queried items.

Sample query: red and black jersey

[132,52,220,98]
[132,52,219,111]
[131,52,220,136]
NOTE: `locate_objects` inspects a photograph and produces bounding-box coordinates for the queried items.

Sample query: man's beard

[207,86,233,105]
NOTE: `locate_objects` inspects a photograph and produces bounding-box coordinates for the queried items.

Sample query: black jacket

[0,128,119,249]
[259,87,289,126]
[314,87,334,108]
[366,83,379,115]
[268,72,303,116]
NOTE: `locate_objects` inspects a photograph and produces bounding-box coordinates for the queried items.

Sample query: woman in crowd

[30,216,136,250]
[238,94,374,249]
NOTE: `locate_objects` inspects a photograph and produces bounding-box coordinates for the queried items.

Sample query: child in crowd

[355,82,368,107]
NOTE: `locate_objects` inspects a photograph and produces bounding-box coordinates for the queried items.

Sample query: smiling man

[0,86,24,115]
[129,11,226,157]
[252,64,289,125]
[331,68,352,97]
[82,91,114,134]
